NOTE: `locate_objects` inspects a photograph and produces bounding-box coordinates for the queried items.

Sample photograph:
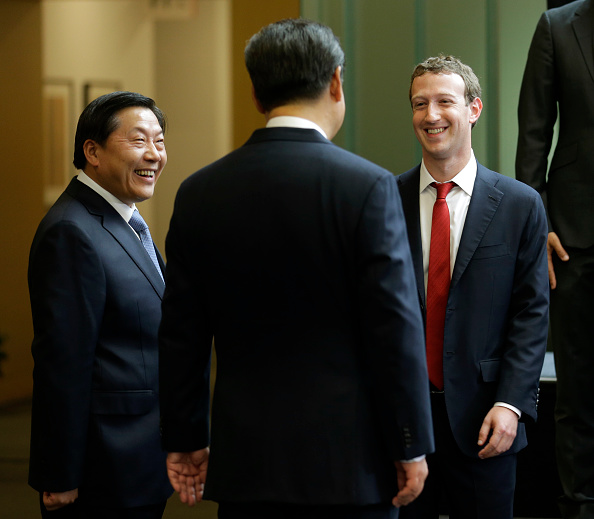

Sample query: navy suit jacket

[28,178,172,507]
[159,127,435,505]
[516,0,594,248]
[397,162,549,457]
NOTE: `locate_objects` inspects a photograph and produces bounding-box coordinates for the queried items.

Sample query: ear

[251,84,266,114]
[329,66,343,103]
[83,139,101,168]
[469,97,483,125]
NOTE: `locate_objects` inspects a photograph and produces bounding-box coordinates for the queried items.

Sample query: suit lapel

[102,211,165,298]
[67,179,165,298]
[397,168,426,307]
[451,165,503,289]
[572,0,594,84]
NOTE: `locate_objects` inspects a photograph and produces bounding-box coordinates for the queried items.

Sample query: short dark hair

[245,18,345,113]
[73,91,166,170]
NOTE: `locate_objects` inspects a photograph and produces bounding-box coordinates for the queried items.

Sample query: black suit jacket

[397,163,549,457]
[516,0,594,248]
[28,178,172,508]
[159,127,435,505]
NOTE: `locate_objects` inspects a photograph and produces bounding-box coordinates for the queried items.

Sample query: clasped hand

[393,458,429,507]
[166,448,209,506]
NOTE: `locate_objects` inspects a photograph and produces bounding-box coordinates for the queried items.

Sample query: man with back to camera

[396,55,549,519]
[158,18,435,519]
[28,91,172,518]
[516,1,594,516]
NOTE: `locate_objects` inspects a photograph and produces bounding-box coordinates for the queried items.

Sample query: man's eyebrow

[129,125,164,134]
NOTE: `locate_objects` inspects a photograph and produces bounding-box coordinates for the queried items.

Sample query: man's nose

[144,142,162,161]
[425,103,440,121]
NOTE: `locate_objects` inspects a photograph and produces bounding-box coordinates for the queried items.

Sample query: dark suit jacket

[516,0,594,248]
[397,162,549,458]
[28,178,172,508]
[159,127,435,505]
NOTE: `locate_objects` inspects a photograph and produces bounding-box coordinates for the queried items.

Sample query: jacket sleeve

[495,192,549,421]
[158,187,212,453]
[28,221,106,492]
[355,173,434,461]
[515,10,558,228]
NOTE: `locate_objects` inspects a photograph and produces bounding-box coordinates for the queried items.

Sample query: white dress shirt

[266,116,328,139]
[76,171,139,234]
[419,151,521,418]
[419,151,476,295]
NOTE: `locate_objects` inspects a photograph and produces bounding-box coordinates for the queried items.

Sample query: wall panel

[0,0,43,403]
[302,0,547,177]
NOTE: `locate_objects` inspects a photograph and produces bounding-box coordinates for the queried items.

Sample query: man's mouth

[426,128,445,135]
[135,170,155,178]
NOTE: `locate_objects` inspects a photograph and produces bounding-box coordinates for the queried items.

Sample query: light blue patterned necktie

[128,209,164,283]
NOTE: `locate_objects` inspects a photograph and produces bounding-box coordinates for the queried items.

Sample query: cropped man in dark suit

[516,2,594,517]
[158,18,434,519]
[397,56,549,519]
[28,91,172,518]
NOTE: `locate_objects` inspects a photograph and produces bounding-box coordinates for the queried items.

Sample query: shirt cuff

[400,455,426,463]
[494,402,522,418]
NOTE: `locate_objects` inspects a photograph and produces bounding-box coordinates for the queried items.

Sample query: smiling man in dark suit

[516,2,594,517]
[158,18,434,519]
[397,55,549,519]
[28,91,172,518]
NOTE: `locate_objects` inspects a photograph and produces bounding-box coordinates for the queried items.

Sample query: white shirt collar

[76,171,136,222]
[419,149,477,196]
[266,116,328,139]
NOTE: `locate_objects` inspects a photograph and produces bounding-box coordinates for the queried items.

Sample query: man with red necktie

[396,55,549,519]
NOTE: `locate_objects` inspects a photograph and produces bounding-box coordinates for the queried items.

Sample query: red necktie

[426,181,455,390]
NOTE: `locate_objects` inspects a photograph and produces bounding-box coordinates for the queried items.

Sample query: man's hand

[547,232,569,289]
[477,406,519,459]
[393,459,428,508]
[166,449,209,506]
[42,489,78,511]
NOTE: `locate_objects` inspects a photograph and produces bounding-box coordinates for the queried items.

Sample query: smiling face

[83,106,167,206]
[411,72,482,179]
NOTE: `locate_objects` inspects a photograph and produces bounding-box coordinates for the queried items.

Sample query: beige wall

[0,0,161,405]
[0,0,43,403]
[231,0,300,149]
[42,0,158,225]
[0,0,299,404]
[154,0,233,253]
